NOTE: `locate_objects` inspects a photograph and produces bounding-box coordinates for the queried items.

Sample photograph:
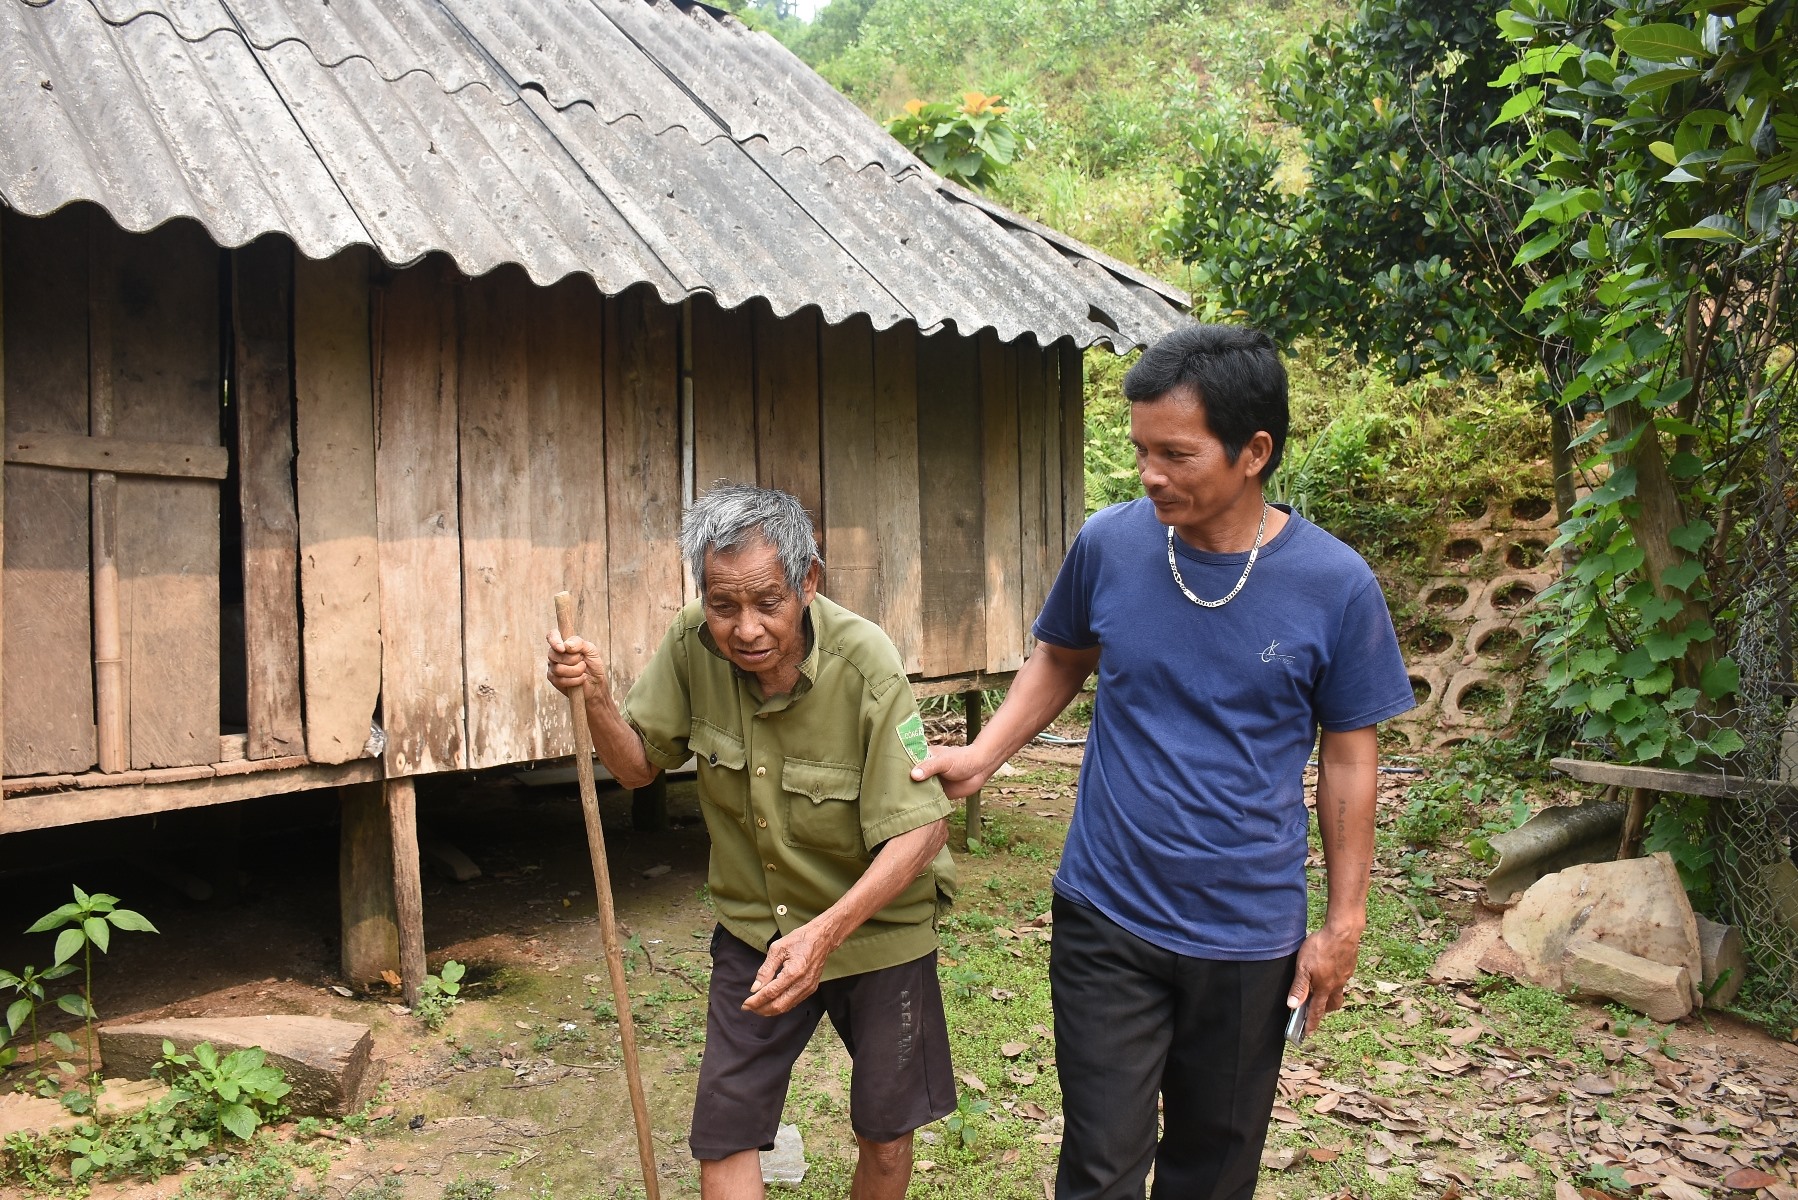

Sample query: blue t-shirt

[1035,498,1415,960]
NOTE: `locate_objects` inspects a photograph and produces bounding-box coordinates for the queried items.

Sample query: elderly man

[912,325,1415,1199]
[547,484,955,1200]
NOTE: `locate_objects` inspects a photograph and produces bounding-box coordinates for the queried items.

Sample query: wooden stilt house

[0,0,1189,991]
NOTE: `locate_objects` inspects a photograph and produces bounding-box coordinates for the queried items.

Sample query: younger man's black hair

[1122,324,1289,478]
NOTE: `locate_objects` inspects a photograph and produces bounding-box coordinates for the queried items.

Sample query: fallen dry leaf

[1019,1101,1050,1121]
[1657,1179,1707,1200]
[1447,1024,1483,1047]
[380,969,402,988]
[959,1072,987,1093]
[1000,1148,1020,1165]
[1260,1147,1300,1171]
[1000,1041,1029,1058]
[1308,1147,1342,1162]
[1270,1105,1304,1125]
[1315,1092,1342,1114]
[1554,1182,1581,1200]
[1723,1167,1780,1189]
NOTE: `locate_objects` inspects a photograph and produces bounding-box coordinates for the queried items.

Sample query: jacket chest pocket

[781,758,864,859]
[689,721,747,820]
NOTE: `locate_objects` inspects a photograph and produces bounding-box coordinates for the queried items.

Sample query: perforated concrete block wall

[1389,494,1560,752]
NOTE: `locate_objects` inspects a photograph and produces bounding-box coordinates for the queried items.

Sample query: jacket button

[766,863,778,872]
[776,904,788,916]
[755,766,767,777]
[708,753,718,766]
[757,817,768,828]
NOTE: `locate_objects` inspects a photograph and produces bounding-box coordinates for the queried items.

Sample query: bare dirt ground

[1,742,1795,1200]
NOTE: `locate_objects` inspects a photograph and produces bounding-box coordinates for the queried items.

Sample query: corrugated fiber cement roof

[1,0,1192,349]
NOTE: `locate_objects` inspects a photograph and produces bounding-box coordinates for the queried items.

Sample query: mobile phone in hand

[1284,999,1310,1046]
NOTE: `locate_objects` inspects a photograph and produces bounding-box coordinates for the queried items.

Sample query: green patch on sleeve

[896,712,930,765]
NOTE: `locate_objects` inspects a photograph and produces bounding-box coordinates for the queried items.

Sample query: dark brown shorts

[688,925,957,1160]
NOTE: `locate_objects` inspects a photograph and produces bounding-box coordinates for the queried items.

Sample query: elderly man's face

[701,538,820,693]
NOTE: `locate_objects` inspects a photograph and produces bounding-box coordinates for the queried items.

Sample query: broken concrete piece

[100,1015,376,1116]
[1561,936,1693,1022]
[1429,910,1505,984]
[1482,797,1628,907]
[1500,852,1703,1007]
[761,1121,806,1184]
[0,1078,171,1139]
[1694,915,1747,1007]
[421,839,481,882]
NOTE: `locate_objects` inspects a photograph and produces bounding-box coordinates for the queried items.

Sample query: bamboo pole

[553,591,660,1200]
[89,222,126,773]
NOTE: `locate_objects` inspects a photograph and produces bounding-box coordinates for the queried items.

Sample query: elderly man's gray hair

[681,484,821,595]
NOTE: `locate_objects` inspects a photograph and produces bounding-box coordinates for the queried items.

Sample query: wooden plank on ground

[375,259,466,776]
[1549,757,1796,801]
[295,248,382,765]
[872,323,923,673]
[103,218,221,770]
[234,236,304,760]
[753,303,822,525]
[604,287,682,693]
[980,330,1023,672]
[1060,339,1086,551]
[820,315,880,620]
[1016,341,1048,633]
[2,207,95,776]
[457,267,537,770]
[528,276,607,761]
[690,296,756,492]
[915,331,984,678]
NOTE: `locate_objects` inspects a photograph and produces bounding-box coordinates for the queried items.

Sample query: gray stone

[1561,937,1692,1022]
[100,1015,376,1116]
[761,1122,807,1184]
[1694,915,1747,1006]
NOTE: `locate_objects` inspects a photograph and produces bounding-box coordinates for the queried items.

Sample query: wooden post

[632,774,669,832]
[89,223,126,773]
[386,776,427,1005]
[963,689,983,849]
[1617,785,1653,861]
[1,212,6,785]
[340,781,401,985]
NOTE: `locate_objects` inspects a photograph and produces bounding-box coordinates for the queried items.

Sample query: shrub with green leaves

[883,92,1020,189]
[414,959,467,1032]
[156,1041,293,1144]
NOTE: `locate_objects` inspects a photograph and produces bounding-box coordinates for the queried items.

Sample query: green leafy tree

[1159,0,1593,517]
[885,92,1023,189]
[1495,0,1796,780]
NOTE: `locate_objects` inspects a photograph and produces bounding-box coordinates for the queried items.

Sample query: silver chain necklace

[1167,503,1269,608]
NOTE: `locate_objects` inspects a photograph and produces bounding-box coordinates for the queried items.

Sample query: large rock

[1694,914,1747,1007]
[1561,936,1692,1022]
[100,1015,376,1116]
[1501,852,1703,1007]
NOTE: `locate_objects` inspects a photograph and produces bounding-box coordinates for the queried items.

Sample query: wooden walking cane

[553,592,661,1200]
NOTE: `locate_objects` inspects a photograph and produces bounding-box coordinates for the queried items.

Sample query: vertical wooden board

[1060,339,1086,551]
[604,287,682,694]
[980,331,1023,672]
[375,259,466,776]
[820,315,880,620]
[871,323,922,673]
[103,218,221,770]
[295,248,382,765]
[456,266,537,769]
[528,276,606,760]
[915,331,984,678]
[1040,344,1065,570]
[690,295,756,491]
[233,236,304,760]
[753,304,822,525]
[1016,341,1048,632]
[1,207,95,776]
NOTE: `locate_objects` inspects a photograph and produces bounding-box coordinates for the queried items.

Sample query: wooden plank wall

[374,258,467,777]
[916,331,986,677]
[295,249,383,765]
[233,238,304,760]
[2,208,96,776]
[819,316,880,622]
[101,219,221,770]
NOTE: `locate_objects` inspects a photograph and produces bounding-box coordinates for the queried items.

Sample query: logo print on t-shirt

[1260,640,1296,664]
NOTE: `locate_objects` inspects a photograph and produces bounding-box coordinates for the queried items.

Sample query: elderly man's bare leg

[699,1149,763,1200]
[850,1132,914,1200]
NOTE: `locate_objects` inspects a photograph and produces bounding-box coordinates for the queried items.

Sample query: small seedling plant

[414,959,467,1031]
[8,886,157,1108]
[156,1039,293,1143]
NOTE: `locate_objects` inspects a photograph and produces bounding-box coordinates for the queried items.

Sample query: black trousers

[1050,894,1297,1200]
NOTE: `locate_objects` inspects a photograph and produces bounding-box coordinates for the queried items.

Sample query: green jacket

[624,594,955,979]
